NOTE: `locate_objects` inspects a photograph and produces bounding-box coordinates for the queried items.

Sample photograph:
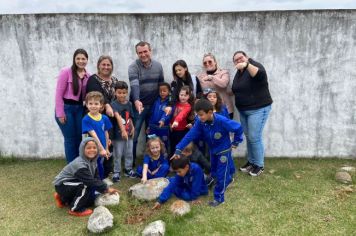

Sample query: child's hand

[164,106,172,115]
[158,121,164,128]
[186,123,192,129]
[121,130,128,140]
[105,149,111,160]
[107,187,120,194]
[171,121,178,129]
[141,177,147,184]
[107,139,112,147]
[99,149,107,157]
[152,202,161,210]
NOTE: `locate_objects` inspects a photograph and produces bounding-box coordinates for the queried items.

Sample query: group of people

[53,41,273,216]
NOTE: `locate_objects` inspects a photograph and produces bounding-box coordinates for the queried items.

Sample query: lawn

[0,158,354,236]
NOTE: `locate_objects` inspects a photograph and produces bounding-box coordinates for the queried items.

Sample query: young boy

[172,99,243,207]
[110,81,136,182]
[152,156,208,209]
[147,82,172,151]
[53,137,119,216]
[82,91,112,180]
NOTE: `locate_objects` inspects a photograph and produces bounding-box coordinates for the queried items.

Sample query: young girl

[136,136,170,183]
[204,89,229,118]
[169,86,194,157]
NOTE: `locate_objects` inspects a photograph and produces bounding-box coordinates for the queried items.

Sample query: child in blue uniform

[172,99,243,207]
[147,82,172,151]
[152,156,208,209]
[204,88,229,118]
[136,136,170,183]
[82,91,112,180]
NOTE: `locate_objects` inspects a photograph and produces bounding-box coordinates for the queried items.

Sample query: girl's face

[179,90,190,103]
[84,141,98,159]
[174,65,187,79]
[75,53,88,70]
[207,93,217,106]
[203,56,217,72]
[149,140,161,157]
[98,59,113,77]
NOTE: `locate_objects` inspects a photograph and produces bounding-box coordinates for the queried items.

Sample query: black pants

[169,129,188,158]
[55,182,94,212]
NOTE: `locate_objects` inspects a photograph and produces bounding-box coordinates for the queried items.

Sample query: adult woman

[55,49,90,163]
[197,53,234,118]
[231,51,273,177]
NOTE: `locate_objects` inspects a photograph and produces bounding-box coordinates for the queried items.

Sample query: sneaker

[208,200,224,207]
[239,162,254,173]
[54,192,65,208]
[249,165,264,177]
[68,209,93,217]
[124,169,137,178]
[112,173,120,183]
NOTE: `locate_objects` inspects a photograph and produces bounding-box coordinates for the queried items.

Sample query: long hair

[145,136,166,157]
[71,49,88,95]
[172,60,194,90]
[205,90,223,112]
[178,85,195,107]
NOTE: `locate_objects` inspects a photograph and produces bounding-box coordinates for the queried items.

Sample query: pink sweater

[55,67,90,117]
[197,68,234,113]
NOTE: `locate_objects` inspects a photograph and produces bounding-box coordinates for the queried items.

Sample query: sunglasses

[203,60,214,66]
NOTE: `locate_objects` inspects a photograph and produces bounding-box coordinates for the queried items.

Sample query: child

[172,99,243,207]
[147,82,172,151]
[136,136,170,183]
[152,156,208,209]
[181,142,211,175]
[204,88,229,118]
[53,137,119,216]
[110,81,136,182]
[82,91,112,180]
[169,85,194,157]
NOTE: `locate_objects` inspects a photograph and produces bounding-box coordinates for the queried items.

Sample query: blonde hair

[203,52,218,68]
[85,91,104,104]
[145,136,166,157]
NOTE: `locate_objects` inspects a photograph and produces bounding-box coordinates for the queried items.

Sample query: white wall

[0,10,355,158]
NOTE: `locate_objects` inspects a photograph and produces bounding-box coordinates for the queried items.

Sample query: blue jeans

[132,104,152,165]
[55,104,84,163]
[238,105,271,167]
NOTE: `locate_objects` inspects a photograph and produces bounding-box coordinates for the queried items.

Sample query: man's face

[197,110,213,123]
[136,45,152,64]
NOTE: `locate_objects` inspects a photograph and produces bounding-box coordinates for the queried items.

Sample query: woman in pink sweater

[55,49,90,163]
[197,53,234,118]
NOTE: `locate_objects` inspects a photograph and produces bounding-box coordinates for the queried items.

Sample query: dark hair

[159,82,171,91]
[135,41,151,52]
[71,49,88,95]
[194,98,214,113]
[232,51,247,61]
[179,85,195,106]
[115,81,128,90]
[172,60,194,89]
[97,55,113,76]
[171,156,190,170]
[205,90,223,112]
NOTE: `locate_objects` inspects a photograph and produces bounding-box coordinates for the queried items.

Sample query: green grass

[0,158,355,236]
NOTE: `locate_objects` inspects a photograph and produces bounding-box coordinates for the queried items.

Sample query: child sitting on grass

[136,135,170,183]
[53,137,119,217]
[152,156,208,209]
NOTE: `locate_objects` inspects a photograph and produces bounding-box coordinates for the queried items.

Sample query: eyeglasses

[203,60,214,66]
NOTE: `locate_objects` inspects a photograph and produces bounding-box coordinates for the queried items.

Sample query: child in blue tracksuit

[147,82,172,151]
[136,136,170,183]
[152,156,208,209]
[172,99,243,207]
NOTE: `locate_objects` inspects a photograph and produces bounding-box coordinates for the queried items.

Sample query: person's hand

[99,149,108,158]
[105,105,114,117]
[235,62,248,70]
[107,187,120,194]
[134,100,144,114]
[58,117,66,124]
[152,202,161,210]
[158,121,164,128]
[141,177,147,184]
[170,154,180,161]
[107,139,112,147]
[204,75,213,82]
[191,199,202,205]
[171,121,178,129]
[164,106,172,115]
[186,123,192,129]
[121,130,128,140]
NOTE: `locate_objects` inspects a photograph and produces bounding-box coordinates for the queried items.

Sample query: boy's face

[86,98,102,114]
[159,86,169,100]
[175,165,189,177]
[196,110,214,123]
[115,88,128,103]
[84,141,98,160]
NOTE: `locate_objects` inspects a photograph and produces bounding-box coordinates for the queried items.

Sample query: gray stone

[340,166,355,174]
[129,178,169,201]
[142,220,165,236]
[170,200,191,216]
[87,206,114,233]
[335,171,352,184]
[95,192,120,206]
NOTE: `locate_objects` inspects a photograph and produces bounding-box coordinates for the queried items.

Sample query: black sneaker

[208,200,224,207]
[249,165,264,177]
[112,173,120,182]
[124,169,138,178]
[239,162,253,173]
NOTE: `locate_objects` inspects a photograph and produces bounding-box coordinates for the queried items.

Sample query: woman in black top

[231,51,273,177]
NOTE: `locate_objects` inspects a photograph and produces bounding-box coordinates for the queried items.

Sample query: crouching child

[53,137,119,217]
[152,156,208,209]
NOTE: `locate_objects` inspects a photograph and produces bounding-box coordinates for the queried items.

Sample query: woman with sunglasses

[197,53,234,118]
[231,51,272,177]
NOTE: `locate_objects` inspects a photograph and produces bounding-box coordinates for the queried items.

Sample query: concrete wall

[0,10,355,158]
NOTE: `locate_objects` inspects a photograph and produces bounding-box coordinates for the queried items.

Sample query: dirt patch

[334,185,354,199]
[124,204,156,225]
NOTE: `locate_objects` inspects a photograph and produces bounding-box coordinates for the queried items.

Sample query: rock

[87,206,114,233]
[142,220,165,236]
[340,166,355,174]
[129,178,169,201]
[170,200,191,216]
[268,169,276,174]
[95,192,120,206]
[335,171,352,184]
